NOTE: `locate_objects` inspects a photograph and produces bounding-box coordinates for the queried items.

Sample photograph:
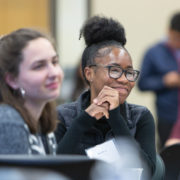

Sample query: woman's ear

[84,67,94,83]
[5,73,19,90]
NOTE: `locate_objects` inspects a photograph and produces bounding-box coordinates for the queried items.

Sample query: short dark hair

[79,16,127,84]
[170,12,180,32]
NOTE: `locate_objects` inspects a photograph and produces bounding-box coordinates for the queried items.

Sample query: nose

[48,63,57,76]
[116,72,128,83]
[48,63,63,80]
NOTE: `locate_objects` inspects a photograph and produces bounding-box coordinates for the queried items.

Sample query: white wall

[56,0,87,68]
[55,0,88,101]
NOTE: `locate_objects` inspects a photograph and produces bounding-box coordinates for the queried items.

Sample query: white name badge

[85,139,120,163]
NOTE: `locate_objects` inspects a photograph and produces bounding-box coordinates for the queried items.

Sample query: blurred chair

[152,154,165,180]
[160,143,180,180]
[0,154,166,180]
[0,155,97,180]
[0,167,69,180]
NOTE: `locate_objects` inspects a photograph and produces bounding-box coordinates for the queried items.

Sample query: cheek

[57,67,64,84]
[97,73,110,88]
[60,68,64,80]
[98,70,109,82]
[130,82,135,90]
[21,73,45,89]
[119,82,135,103]
[127,82,135,94]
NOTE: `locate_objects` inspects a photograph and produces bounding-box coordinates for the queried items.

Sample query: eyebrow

[30,55,59,68]
[107,63,133,69]
[35,54,58,63]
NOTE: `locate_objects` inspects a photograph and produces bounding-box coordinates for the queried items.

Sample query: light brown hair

[0,28,58,134]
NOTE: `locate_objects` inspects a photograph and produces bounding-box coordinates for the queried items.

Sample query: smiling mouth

[46,82,59,89]
[113,87,128,93]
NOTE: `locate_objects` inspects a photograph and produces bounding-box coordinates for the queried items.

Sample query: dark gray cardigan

[0,104,56,154]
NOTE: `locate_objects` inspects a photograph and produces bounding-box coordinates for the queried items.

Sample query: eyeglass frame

[88,64,140,82]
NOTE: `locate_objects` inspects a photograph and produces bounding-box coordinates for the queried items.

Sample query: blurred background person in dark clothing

[138,12,180,149]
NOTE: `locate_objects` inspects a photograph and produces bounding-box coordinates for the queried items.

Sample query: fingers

[86,85,120,120]
[85,103,109,120]
[93,86,120,110]
[163,71,180,88]
[95,109,109,119]
[100,102,110,110]
[95,96,117,110]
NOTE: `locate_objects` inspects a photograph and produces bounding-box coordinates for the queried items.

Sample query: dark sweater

[56,90,156,175]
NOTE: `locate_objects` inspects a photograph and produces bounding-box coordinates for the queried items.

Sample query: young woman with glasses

[56,16,156,177]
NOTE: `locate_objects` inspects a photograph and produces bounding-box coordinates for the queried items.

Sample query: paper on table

[86,139,144,180]
[85,139,120,163]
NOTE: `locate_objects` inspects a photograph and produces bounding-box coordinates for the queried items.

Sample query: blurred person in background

[56,15,156,177]
[138,12,180,149]
[165,116,180,147]
[70,61,87,101]
[58,60,87,104]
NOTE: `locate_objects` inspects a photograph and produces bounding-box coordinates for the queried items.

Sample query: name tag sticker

[85,139,119,163]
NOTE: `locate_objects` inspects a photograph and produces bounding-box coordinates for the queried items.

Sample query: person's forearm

[107,106,131,136]
[57,111,96,154]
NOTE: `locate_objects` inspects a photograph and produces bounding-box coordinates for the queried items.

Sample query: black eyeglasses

[89,64,140,82]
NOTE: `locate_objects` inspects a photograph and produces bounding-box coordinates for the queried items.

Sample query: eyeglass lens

[108,66,138,81]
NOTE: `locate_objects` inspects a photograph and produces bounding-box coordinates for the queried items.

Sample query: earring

[20,87,25,97]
